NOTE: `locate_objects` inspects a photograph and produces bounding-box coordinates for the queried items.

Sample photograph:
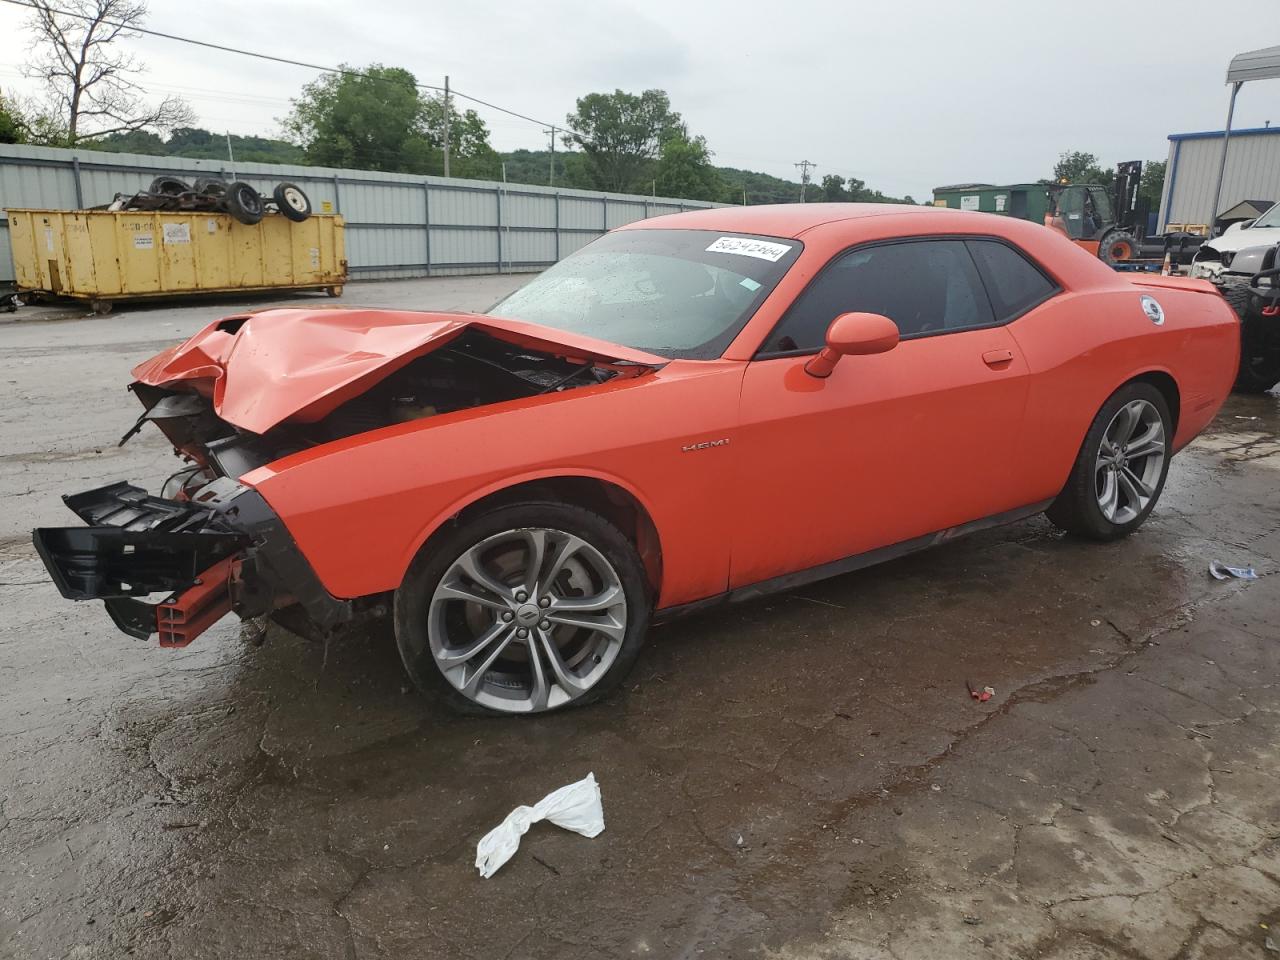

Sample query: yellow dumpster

[7,209,347,313]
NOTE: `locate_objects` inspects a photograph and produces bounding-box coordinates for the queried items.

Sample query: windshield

[488,228,803,359]
[1251,203,1280,228]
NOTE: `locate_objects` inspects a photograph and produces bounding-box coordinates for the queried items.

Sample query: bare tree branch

[21,0,193,144]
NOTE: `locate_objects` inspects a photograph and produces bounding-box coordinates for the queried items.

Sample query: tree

[654,130,722,202]
[1052,150,1111,185]
[821,174,847,201]
[0,89,27,144]
[420,97,500,179]
[284,65,497,176]
[1138,160,1166,215]
[22,0,193,144]
[563,89,683,192]
[285,65,427,172]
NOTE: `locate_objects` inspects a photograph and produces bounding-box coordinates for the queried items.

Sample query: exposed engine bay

[126,329,626,492]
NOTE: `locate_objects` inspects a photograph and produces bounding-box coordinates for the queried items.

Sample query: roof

[1219,199,1274,219]
[1227,45,1280,84]
[1168,126,1280,142]
[624,202,938,240]
[933,182,1045,192]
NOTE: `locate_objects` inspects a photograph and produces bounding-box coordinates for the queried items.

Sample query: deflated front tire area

[393,501,652,717]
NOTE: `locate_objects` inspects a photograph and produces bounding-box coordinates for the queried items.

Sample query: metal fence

[0,144,720,286]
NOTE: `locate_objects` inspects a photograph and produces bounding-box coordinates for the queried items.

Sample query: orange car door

[730,238,1040,591]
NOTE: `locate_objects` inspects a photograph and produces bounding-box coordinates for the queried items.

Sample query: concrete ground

[1,277,1278,960]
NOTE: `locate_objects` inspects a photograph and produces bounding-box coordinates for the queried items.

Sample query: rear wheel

[1046,382,1172,541]
[394,502,651,716]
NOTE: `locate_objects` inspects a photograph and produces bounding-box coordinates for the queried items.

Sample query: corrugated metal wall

[0,144,721,285]
[1157,129,1280,232]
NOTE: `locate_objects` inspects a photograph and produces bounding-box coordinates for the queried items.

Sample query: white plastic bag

[475,772,605,878]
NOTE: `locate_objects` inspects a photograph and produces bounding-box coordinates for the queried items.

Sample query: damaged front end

[34,477,352,646]
[33,308,661,648]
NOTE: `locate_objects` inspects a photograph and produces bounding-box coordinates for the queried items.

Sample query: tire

[1046,382,1173,541]
[148,176,190,196]
[394,501,651,717]
[1222,285,1280,393]
[273,183,311,222]
[223,181,264,225]
[1099,230,1138,265]
[192,176,228,198]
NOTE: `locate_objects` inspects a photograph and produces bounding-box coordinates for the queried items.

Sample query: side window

[966,240,1058,322]
[763,239,994,353]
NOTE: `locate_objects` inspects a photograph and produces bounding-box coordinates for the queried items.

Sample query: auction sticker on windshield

[705,236,793,262]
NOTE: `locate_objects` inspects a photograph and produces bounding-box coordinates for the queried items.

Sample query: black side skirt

[652,500,1053,624]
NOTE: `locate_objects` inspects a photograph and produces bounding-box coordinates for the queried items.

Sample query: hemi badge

[681,438,730,453]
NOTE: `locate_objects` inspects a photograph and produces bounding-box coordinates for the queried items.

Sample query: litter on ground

[1209,560,1259,581]
[966,680,995,703]
[475,773,605,878]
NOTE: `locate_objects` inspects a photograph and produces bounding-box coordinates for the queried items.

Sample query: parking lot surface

[2,278,1278,960]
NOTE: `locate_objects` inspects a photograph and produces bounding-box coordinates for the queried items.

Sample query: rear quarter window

[967,239,1058,322]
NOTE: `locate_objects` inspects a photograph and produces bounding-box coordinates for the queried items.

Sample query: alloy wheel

[1094,398,1166,524]
[427,527,628,713]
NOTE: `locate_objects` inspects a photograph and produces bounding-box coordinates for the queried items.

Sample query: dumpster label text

[133,234,154,250]
[163,223,191,245]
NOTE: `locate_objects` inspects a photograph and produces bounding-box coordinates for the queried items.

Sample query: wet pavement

[2,278,1279,960]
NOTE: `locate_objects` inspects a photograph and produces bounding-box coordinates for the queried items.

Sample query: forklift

[934,165,1203,269]
[1043,161,1143,265]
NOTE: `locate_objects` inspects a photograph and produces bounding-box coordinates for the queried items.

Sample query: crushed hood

[1201,225,1280,255]
[132,308,665,434]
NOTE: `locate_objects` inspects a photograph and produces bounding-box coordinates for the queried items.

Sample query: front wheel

[394,502,651,716]
[1099,230,1138,265]
[1046,383,1172,541]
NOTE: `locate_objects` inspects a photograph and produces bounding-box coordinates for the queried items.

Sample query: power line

[794,160,816,202]
[0,0,577,142]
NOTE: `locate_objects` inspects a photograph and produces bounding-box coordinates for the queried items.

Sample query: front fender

[392,466,664,592]
[243,360,746,608]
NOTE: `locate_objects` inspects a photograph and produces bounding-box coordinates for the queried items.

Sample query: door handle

[982,348,1014,367]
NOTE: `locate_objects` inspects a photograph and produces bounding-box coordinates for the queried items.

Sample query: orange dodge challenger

[34,204,1239,715]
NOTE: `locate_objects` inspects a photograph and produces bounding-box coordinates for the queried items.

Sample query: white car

[1190,202,1280,279]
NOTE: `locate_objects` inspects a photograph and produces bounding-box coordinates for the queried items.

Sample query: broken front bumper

[33,478,351,645]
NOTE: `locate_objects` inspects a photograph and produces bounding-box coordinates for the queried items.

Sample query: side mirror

[804,312,899,378]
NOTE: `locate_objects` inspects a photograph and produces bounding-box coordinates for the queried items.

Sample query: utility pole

[225,130,235,179]
[795,160,816,202]
[544,126,556,186]
[442,75,451,179]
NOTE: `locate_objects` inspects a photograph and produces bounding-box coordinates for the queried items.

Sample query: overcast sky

[0,0,1276,199]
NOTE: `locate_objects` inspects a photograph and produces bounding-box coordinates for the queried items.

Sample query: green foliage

[654,133,722,202]
[0,89,26,144]
[84,126,304,163]
[1138,160,1166,215]
[563,89,683,192]
[284,64,426,171]
[282,63,497,177]
[1052,150,1111,185]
